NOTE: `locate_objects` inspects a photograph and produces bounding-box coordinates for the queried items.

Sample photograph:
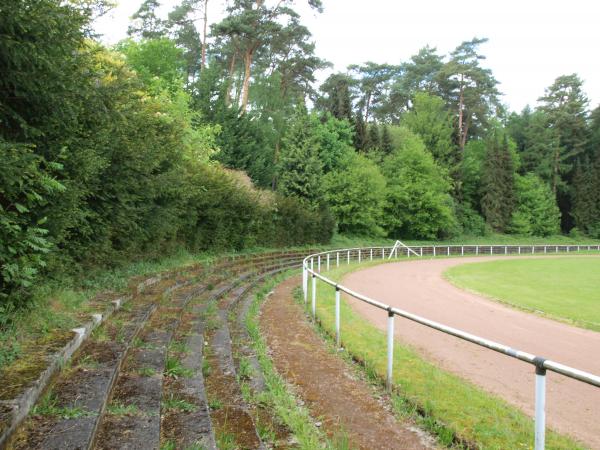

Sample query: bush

[509,174,560,236]
[323,154,387,236]
[381,129,457,239]
[0,142,64,306]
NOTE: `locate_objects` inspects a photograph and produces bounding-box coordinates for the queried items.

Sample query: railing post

[335,286,341,348]
[433,246,436,257]
[505,245,508,255]
[534,362,547,450]
[386,309,395,392]
[327,253,330,271]
[337,252,340,267]
[318,255,321,272]
[490,245,493,255]
[311,274,317,319]
[347,250,350,264]
[358,249,361,263]
[461,246,464,256]
[302,264,308,303]
[447,246,450,256]
[382,248,385,259]
[370,248,373,261]
[532,246,535,254]
[518,246,521,255]
[420,247,423,257]
[476,245,479,255]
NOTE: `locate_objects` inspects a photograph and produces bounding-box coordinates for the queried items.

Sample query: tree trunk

[240,48,254,113]
[200,0,208,71]
[552,147,559,195]
[224,52,237,107]
[458,75,465,151]
[364,91,372,122]
[460,115,470,151]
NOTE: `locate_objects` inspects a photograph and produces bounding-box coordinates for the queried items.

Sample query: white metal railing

[301,243,600,450]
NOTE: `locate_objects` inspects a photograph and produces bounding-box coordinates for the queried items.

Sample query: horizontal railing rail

[301,243,600,450]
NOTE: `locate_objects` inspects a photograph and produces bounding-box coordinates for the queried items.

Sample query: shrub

[323,154,387,236]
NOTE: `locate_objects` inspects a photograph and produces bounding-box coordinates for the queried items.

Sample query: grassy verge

[245,272,343,450]
[444,257,600,332]
[310,260,585,450]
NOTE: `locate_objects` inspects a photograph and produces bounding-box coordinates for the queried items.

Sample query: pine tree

[127,0,166,39]
[480,132,515,232]
[381,124,394,154]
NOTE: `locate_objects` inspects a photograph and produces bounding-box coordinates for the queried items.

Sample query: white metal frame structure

[301,243,600,450]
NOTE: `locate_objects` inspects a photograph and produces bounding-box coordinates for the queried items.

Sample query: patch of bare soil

[260,276,435,450]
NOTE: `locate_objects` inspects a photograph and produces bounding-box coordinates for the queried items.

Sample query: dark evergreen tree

[317,73,354,121]
[353,113,368,151]
[572,154,600,237]
[588,105,600,159]
[381,124,394,154]
[367,123,381,150]
[277,107,324,205]
[480,132,516,232]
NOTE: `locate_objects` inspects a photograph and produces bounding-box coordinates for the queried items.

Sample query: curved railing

[301,243,600,450]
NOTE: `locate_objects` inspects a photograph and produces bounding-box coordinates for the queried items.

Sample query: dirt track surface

[343,256,600,449]
[260,276,436,450]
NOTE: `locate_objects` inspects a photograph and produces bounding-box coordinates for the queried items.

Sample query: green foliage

[381,129,457,239]
[0,2,331,308]
[277,109,324,205]
[313,115,355,173]
[323,155,387,236]
[116,38,186,94]
[367,123,380,150]
[0,142,63,307]
[481,132,516,232]
[316,73,355,121]
[402,92,455,167]
[509,174,561,236]
[127,0,166,40]
[572,156,600,237]
[380,125,394,154]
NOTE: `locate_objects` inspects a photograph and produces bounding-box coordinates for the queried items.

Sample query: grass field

[311,261,583,449]
[444,256,600,331]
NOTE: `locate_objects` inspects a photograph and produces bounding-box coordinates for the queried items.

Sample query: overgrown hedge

[0,0,332,309]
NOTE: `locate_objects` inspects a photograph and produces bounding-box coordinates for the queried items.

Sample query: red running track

[343,256,600,448]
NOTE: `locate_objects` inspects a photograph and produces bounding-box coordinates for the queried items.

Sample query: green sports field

[444,256,600,331]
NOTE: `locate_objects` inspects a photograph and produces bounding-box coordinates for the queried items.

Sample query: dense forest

[2,0,600,307]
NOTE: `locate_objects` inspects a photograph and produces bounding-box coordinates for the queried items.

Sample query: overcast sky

[94,0,600,112]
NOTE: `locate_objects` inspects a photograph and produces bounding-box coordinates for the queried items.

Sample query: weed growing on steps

[216,430,236,450]
[163,394,197,413]
[168,340,189,354]
[32,391,94,419]
[138,367,156,377]
[106,402,140,416]
[208,398,223,410]
[164,356,193,379]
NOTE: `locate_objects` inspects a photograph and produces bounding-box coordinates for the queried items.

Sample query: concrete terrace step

[3,252,305,450]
